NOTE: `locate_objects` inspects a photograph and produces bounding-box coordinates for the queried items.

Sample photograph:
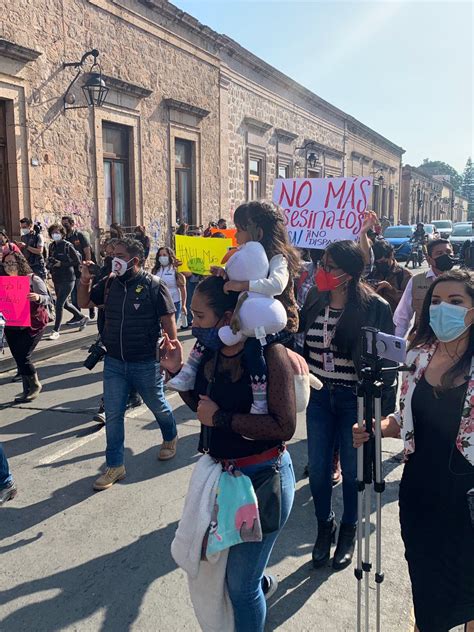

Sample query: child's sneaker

[167,366,197,392]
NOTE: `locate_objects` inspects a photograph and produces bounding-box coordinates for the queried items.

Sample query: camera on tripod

[83,339,106,370]
[361,327,406,367]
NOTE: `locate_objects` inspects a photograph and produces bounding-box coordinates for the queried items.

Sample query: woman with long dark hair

[161,275,296,632]
[152,246,186,323]
[1,251,50,402]
[300,240,395,571]
[355,269,474,632]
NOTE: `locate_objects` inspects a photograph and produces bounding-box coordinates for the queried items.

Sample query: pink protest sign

[273,176,373,249]
[0,276,31,327]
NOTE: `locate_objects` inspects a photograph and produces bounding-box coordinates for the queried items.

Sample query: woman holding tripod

[300,240,396,571]
[354,269,474,632]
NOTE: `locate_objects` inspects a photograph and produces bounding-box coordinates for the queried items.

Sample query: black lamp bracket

[63,49,100,111]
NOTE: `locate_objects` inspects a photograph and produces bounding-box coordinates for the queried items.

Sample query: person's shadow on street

[0,434,200,543]
[0,524,180,632]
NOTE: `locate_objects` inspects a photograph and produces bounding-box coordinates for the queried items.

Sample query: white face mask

[52,233,62,241]
[112,256,130,276]
[158,256,170,267]
[20,228,29,236]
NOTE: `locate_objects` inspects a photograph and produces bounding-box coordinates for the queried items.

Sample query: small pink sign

[0,276,31,327]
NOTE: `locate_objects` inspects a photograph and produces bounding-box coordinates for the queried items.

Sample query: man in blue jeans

[78,238,178,491]
[0,443,17,505]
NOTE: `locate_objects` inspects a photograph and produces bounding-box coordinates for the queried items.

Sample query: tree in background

[461,157,474,220]
[417,159,463,193]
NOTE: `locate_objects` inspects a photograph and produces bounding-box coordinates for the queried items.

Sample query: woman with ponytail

[300,240,396,572]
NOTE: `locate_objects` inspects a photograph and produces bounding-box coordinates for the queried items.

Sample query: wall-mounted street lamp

[296,141,320,177]
[63,49,109,111]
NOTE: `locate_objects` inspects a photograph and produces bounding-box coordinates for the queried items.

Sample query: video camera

[33,221,43,235]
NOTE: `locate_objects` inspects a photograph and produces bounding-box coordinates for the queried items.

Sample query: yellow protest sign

[175,235,233,274]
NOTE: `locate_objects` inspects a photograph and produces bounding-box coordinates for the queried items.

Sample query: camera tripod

[355,361,385,632]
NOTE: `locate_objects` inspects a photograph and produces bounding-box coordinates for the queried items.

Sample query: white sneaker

[78,316,89,331]
[167,368,197,392]
[250,401,268,415]
[48,331,60,340]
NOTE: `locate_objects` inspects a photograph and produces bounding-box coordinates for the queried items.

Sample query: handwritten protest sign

[0,276,31,327]
[175,235,233,274]
[210,228,237,245]
[273,176,373,249]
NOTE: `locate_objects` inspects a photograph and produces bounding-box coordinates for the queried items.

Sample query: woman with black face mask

[367,240,412,313]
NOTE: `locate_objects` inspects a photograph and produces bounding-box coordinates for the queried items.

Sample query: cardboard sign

[175,235,233,274]
[273,176,373,249]
[0,276,31,327]
[210,228,237,245]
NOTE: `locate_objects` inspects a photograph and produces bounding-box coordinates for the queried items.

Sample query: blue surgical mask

[429,302,471,343]
[192,324,223,351]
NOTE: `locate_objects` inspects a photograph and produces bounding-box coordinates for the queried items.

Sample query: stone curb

[0,332,97,373]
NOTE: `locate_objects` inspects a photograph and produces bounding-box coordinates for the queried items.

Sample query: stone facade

[400,166,467,225]
[0,0,404,255]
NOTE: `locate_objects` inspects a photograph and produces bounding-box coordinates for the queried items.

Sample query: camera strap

[201,352,220,454]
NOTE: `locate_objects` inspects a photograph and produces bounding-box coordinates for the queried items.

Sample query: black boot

[14,376,28,403]
[332,523,356,571]
[312,518,336,568]
[24,373,42,402]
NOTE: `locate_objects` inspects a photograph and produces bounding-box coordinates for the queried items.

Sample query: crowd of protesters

[0,205,473,632]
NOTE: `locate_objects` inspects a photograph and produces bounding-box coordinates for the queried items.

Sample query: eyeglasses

[3,261,18,267]
[318,261,340,273]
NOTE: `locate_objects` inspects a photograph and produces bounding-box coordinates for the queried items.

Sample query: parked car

[450,223,474,254]
[383,225,415,261]
[432,219,453,239]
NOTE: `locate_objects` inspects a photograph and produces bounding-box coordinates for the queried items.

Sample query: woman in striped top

[300,240,395,572]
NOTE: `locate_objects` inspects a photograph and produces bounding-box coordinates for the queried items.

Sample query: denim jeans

[306,384,358,525]
[226,450,295,632]
[0,443,13,489]
[103,356,177,467]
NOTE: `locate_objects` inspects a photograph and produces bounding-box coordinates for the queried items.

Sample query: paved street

[0,333,416,632]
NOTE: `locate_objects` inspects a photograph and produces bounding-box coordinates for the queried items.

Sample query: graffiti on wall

[148,217,165,255]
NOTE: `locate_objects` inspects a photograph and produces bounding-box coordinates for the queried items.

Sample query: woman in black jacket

[300,240,395,572]
[46,224,87,340]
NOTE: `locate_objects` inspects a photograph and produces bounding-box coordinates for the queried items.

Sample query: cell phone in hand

[87,263,101,277]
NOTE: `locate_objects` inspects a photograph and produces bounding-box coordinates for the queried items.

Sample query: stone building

[400,166,468,225]
[0,0,404,254]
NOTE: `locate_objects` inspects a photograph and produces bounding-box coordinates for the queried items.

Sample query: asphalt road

[0,333,435,632]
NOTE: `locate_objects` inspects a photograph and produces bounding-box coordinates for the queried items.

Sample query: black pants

[53,280,83,331]
[5,328,44,376]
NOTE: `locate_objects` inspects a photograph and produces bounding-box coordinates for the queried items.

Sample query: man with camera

[78,238,178,491]
[394,238,455,337]
[62,215,96,323]
[17,218,46,279]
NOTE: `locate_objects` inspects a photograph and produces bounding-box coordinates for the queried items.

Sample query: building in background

[0,0,404,254]
[400,167,468,225]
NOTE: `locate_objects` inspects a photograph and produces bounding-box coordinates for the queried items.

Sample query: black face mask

[376,261,391,276]
[434,253,455,272]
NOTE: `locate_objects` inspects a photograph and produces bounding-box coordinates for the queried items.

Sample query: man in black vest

[78,238,178,491]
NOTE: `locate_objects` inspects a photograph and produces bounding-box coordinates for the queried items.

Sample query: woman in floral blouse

[354,269,474,632]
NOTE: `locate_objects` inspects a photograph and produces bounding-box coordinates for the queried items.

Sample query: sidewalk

[0,318,97,373]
